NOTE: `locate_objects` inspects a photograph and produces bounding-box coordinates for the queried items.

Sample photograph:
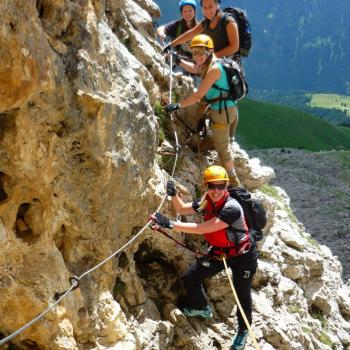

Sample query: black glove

[166,180,177,196]
[192,198,207,213]
[163,43,172,53]
[154,212,174,229]
[171,51,181,65]
[192,198,201,212]
[165,103,180,113]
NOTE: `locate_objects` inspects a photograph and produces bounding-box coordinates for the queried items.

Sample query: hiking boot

[182,305,212,319]
[230,329,248,350]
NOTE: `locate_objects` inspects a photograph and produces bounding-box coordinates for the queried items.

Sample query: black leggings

[181,247,258,330]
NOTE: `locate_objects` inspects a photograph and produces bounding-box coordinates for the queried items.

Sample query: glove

[166,180,177,197]
[165,103,181,113]
[154,212,174,229]
[171,51,181,65]
[192,198,201,212]
[192,198,207,213]
[163,43,172,53]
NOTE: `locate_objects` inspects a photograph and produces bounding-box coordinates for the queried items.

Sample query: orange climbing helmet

[203,165,229,183]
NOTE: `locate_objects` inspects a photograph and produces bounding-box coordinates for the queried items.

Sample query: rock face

[250,149,350,281]
[0,1,349,350]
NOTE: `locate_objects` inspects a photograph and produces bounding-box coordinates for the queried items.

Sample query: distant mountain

[155,0,350,94]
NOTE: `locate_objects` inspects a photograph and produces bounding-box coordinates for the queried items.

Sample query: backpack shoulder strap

[225,195,241,209]
[218,12,227,37]
[219,9,236,32]
[208,60,227,91]
[225,196,246,231]
[211,60,230,93]
[176,21,183,38]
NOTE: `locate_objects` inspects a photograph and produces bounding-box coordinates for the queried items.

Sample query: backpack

[210,58,248,102]
[221,7,252,57]
[227,187,267,243]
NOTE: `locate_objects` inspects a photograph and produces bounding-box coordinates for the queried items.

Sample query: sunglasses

[207,183,227,190]
[191,48,207,56]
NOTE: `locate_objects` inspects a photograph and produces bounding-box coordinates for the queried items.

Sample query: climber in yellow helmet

[165,34,240,187]
[151,165,257,350]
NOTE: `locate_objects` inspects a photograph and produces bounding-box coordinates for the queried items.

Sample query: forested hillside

[155,0,350,94]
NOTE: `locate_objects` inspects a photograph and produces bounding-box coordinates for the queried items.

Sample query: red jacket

[203,191,234,247]
[203,191,251,253]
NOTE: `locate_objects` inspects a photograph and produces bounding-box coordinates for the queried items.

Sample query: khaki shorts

[210,106,238,164]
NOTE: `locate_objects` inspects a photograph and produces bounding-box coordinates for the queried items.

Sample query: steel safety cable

[0,283,77,346]
[0,189,176,347]
[0,61,182,349]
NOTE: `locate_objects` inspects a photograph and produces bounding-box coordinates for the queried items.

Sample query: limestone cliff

[0,1,349,350]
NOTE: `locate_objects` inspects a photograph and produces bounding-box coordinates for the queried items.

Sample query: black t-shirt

[164,19,184,40]
[201,14,236,52]
[164,18,195,58]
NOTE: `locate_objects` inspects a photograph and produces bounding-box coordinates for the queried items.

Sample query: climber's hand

[153,212,174,229]
[166,180,177,197]
[165,103,181,114]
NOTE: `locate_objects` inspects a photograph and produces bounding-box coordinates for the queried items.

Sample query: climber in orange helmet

[151,165,257,350]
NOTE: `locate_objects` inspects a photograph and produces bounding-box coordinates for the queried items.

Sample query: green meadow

[236,99,350,151]
[309,93,350,116]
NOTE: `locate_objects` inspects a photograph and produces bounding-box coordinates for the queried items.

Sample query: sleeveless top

[205,62,237,110]
[201,14,236,52]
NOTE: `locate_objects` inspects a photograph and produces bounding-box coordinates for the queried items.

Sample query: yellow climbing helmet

[189,34,214,49]
[203,165,229,183]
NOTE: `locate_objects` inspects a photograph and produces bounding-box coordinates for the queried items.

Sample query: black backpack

[227,187,267,243]
[211,58,248,102]
[221,7,252,57]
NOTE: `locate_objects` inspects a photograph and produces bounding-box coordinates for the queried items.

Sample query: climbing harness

[152,224,251,260]
[0,54,182,348]
[222,256,260,350]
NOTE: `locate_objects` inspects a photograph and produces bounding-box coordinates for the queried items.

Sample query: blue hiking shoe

[182,305,212,319]
[230,329,249,350]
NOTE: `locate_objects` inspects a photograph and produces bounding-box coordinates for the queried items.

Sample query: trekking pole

[222,256,260,350]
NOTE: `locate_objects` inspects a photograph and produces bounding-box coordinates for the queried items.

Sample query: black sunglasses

[207,183,226,190]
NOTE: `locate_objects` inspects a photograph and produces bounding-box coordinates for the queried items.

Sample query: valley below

[249,148,350,281]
